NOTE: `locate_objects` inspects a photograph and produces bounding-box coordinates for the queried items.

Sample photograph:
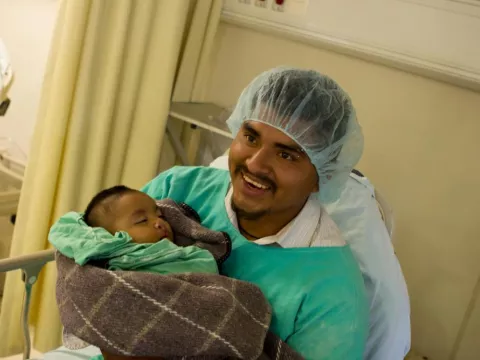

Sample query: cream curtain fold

[0,0,222,355]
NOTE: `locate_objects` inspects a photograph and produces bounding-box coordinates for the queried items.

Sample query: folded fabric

[57,253,276,359]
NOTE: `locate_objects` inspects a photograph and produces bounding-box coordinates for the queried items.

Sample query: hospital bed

[0,103,395,360]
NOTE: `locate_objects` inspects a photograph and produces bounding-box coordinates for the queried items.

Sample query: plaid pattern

[57,253,269,359]
[56,254,303,359]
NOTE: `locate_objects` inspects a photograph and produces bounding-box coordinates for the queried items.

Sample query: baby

[83,185,175,244]
[49,185,226,276]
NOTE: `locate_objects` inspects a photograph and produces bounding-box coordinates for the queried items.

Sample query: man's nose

[245,148,271,174]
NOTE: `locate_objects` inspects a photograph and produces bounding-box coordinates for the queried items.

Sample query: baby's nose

[154,219,163,229]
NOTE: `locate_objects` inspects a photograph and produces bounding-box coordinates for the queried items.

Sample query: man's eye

[279,152,294,161]
[244,134,256,144]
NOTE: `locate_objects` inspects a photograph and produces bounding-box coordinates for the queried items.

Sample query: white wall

[0,0,59,156]
[206,22,480,360]
[223,0,480,90]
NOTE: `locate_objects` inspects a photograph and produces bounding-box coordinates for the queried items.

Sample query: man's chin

[231,198,268,221]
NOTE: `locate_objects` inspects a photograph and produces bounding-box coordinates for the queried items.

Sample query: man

[208,68,411,359]
[143,67,371,359]
[209,68,411,359]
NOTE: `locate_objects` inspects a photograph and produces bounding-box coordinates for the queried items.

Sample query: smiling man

[229,120,320,239]
[142,67,369,359]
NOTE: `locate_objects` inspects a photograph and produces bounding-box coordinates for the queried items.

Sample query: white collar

[224,186,345,248]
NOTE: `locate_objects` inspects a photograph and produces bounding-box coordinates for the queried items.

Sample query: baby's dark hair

[84,185,137,227]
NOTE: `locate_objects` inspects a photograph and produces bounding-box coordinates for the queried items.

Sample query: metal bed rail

[0,249,56,360]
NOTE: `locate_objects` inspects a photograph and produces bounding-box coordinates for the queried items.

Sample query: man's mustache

[235,165,277,193]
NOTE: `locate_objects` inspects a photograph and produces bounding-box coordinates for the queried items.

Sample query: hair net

[226,67,364,203]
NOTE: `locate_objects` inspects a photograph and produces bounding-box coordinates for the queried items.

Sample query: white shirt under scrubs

[212,156,411,360]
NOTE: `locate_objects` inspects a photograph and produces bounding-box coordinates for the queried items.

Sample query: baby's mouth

[155,226,167,240]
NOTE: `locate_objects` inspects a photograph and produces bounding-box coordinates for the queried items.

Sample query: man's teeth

[243,174,269,190]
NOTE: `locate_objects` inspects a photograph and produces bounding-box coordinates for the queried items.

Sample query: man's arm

[141,167,176,199]
[287,284,369,360]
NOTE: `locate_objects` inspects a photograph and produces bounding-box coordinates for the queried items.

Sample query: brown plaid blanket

[55,199,303,359]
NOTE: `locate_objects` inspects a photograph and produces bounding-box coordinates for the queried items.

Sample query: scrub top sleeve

[286,285,368,360]
[141,167,176,199]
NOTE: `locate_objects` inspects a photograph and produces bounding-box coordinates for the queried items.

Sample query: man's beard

[231,197,268,221]
[231,164,276,221]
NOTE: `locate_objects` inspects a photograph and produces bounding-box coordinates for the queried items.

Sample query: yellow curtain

[0,0,221,355]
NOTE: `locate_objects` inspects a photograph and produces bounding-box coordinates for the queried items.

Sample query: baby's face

[110,192,174,244]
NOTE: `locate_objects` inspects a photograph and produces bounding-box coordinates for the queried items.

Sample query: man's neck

[237,210,301,241]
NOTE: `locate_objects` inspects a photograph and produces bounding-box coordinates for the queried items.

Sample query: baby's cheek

[127,230,150,244]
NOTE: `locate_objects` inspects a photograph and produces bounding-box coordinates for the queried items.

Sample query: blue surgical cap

[226,67,364,203]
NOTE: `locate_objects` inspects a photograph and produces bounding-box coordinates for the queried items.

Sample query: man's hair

[84,185,136,227]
